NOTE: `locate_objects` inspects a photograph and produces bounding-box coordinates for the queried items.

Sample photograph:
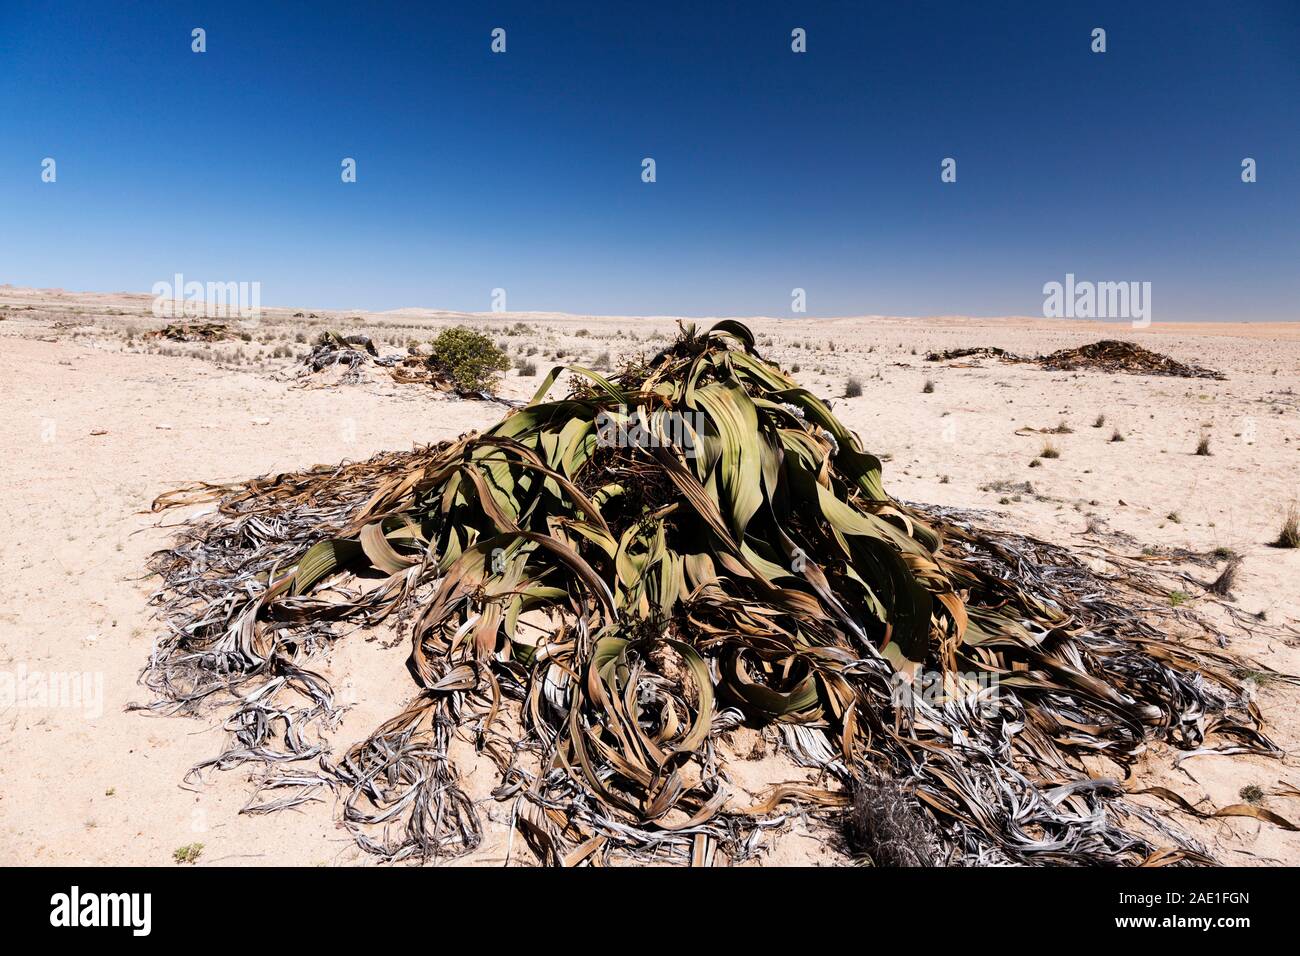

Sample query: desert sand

[0,285,1297,866]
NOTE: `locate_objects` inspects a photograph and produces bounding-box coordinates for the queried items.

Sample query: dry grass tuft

[1206,556,1241,597]
[1272,504,1300,548]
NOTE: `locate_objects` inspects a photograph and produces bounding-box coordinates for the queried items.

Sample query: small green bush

[430,326,511,392]
[172,842,204,864]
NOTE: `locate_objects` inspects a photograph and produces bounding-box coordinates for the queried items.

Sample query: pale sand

[1,286,1297,866]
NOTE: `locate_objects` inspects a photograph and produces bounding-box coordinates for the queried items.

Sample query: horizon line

[1,283,1294,327]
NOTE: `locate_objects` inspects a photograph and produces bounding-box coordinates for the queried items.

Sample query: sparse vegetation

[844,376,863,398]
[922,378,935,394]
[1093,414,1106,428]
[1110,429,1125,442]
[1272,504,1299,548]
[1195,435,1212,456]
[1233,667,1283,687]
[172,843,204,864]
[1040,442,1060,459]
[981,479,1034,495]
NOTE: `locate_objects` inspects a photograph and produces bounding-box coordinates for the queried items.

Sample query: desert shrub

[172,843,204,864]
[430,326,511,392]
[844,377,863,398]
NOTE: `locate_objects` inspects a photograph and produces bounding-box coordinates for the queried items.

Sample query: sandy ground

[1,285,1298,867]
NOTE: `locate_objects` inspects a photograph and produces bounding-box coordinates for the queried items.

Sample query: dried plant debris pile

[924,346,1016,363]
[390,348,513,403]
[144,320,1278,866]
[1036,340,1226,379]
[389,348,458,389]
[147,321,232,342]
[305,330,378,367]
[927,339,1225,380]
[301,331,397,383]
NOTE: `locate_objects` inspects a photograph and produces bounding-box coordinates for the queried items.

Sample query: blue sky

[1,1,1296,319]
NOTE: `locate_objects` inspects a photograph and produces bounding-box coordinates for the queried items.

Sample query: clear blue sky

[1,1,1296,320]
